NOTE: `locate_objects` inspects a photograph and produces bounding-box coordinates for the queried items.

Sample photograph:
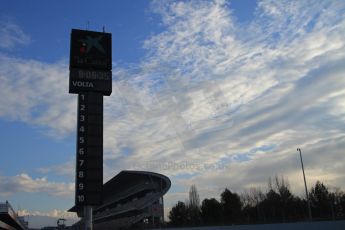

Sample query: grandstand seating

[70,170,171,229]
[0,201,27,230]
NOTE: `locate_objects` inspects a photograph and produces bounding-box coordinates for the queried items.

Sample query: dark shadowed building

[0,201,28,230]
[70,170,171,229]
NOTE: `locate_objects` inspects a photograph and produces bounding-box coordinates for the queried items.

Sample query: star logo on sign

[80,35,106,54]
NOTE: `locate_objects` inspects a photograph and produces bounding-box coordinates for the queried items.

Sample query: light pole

[297,148,312,221]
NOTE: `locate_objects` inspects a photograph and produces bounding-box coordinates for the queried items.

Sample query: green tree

[334,190,345,218]
[309,181,332,219]
[221,188,242,224]
[261,188,281,221]
[260,176,302,222]
[273,176,295,221]
[201,198,222,225]
[168,201,188,227]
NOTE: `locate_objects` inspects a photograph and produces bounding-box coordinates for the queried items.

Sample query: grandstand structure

[70,170,171,229]
[0,201,28,230]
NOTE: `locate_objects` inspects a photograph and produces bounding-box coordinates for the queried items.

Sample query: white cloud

[103,0,345,164]
[0,16,30,49]
[18,208,77,219]
[36,158,75,178]
[0,173,74,197]
[103,0,345,206]
[0,55,75,137]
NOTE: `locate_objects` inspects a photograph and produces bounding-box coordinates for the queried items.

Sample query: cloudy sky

[1,0,345,228]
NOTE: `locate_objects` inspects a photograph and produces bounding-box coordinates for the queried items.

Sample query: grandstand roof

[69,170,171,213]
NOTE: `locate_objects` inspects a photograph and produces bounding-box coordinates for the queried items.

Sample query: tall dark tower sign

[69,29,112,209]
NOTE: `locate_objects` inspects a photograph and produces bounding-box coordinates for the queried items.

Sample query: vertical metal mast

[297,148,312,221]
[84,206,93,230]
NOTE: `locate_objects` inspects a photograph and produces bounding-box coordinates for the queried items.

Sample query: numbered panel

[75,92,103,206]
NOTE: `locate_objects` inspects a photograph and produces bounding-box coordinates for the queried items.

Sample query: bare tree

[241,187,266,222]
[241,187,265,208]
[189,184,200,208]
[187,185,201,226]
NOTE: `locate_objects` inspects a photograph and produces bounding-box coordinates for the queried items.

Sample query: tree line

[168,176,345,227]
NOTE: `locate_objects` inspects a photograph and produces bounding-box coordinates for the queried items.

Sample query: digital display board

[69,68,112,96]
[70,29,111,70]
[69,29,112,96]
